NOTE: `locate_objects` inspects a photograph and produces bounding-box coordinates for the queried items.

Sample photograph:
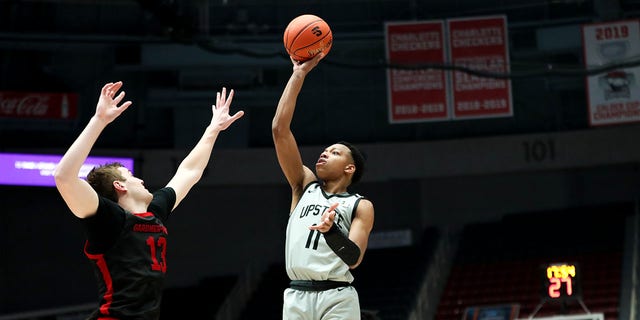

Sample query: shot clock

[541,262,582,301]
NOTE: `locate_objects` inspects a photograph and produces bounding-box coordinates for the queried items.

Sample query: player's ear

[344,164,355,174]
[113,180,126,191]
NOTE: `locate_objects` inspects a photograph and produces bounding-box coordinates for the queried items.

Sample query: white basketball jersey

[285,181,363,282]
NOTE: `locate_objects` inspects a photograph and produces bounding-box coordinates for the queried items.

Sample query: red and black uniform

[81,188,176,320]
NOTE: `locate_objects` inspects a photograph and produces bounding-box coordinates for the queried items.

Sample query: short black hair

[338,141,366,185]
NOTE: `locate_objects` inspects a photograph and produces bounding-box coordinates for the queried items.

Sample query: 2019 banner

[582,19,640,126]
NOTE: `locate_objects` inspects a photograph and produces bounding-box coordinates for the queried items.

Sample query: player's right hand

[95,81,132,123]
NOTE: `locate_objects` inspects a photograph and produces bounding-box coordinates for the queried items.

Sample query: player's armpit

[323,225,361,266]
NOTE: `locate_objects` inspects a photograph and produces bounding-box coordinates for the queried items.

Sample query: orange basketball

[283,14,332,62]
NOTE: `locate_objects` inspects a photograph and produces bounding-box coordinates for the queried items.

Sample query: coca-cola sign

[0,91,78,119]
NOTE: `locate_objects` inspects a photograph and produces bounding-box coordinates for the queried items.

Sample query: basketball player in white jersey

[272,52,375,320]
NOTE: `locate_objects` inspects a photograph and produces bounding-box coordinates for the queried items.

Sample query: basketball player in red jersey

[54,81,243,319]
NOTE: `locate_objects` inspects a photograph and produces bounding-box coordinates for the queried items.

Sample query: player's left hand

[210,87,244,131]
[309,203,338,233]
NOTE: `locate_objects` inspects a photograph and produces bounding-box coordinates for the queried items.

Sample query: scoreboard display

[541,262,582,301]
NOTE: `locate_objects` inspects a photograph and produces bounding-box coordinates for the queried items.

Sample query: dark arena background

[0,1,639,320]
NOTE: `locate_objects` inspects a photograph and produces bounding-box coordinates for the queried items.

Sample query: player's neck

[118,197,149,214]
[321,180,349,195]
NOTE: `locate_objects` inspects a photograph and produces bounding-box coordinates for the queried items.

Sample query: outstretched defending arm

[54,81,132,218]
[166,87,244,211]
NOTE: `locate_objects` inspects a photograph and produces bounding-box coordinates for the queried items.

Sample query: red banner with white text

[0,92,78,120]
[447,15,513,119]
[385,20,450,123]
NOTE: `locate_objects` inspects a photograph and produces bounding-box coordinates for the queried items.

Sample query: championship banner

[385,20,449,123]
[447,15,513,119]
[582,20,640,126]
[0,91,78,119]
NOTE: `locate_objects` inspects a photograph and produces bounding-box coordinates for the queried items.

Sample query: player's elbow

[53,169,73,187]
[182,169,204,187]
[340,245,361,268]
[271,119,290,138]
[349,257,362,270]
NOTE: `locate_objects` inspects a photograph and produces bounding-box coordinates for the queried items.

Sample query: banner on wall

[0,153,134,187]
[0,91,78,120]
[447,15,513,120]
[385,20,449,123]
[582,19,640,126]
